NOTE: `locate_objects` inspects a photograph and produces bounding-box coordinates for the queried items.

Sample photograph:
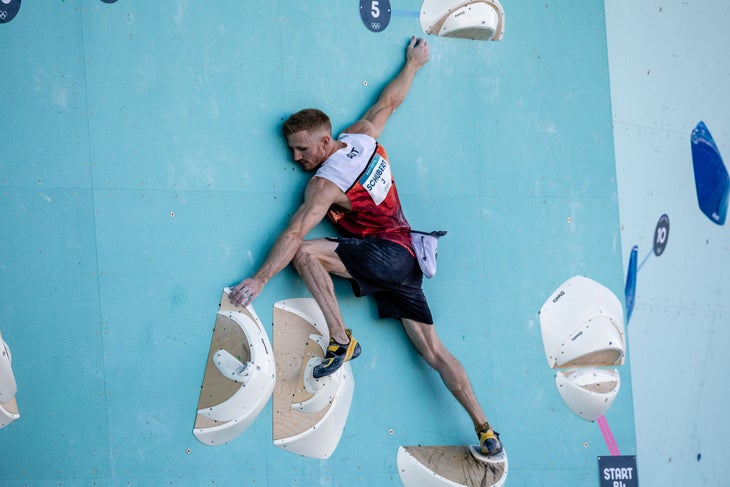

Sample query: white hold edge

[193,290,276,446]
[420,0,505,41]
[397,446,508,487]
[555,368,621,422]
[272,298,355,459]
[468,444,508,466]
[0,331,20,428]
[538,276,626,421]
[538,275,626,369]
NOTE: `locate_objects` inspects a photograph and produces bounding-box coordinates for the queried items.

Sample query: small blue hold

[691,121,729,225]
[624,245,638,325]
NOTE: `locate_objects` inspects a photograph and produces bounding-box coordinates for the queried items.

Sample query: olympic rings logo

[370,22,381,30]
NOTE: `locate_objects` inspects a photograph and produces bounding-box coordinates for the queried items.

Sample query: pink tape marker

[596,415,620,456]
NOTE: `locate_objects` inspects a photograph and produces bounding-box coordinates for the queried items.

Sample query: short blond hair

[282,108,332,136]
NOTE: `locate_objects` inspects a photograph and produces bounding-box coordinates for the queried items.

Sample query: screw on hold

[170,211,175,218]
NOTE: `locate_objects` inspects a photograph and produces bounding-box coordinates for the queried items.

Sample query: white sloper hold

[272,298,355,459]
[539,275,625,369]
[420,0,505,41]
[555,368,621,422]
[0,332,20,428]
[193,289,276,446]
[539,275,626,422]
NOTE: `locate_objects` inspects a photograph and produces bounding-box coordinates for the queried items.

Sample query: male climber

[230,36,503,457]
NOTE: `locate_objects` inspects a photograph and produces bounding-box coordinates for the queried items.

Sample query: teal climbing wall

[0,1,635,485]
[606,0,730,484]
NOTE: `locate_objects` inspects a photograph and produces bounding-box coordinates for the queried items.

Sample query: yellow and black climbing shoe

[312,329,361,379]
[477,422,503,457]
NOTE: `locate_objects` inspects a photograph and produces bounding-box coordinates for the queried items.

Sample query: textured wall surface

[606,0,730,485]
[1,1,633,485]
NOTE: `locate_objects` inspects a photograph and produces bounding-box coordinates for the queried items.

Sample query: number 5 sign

[360,0,391,32]
[0,0,21,24]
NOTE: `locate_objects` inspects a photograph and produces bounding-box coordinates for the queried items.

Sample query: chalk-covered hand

[406,36,430,70]
[230,277,263,307]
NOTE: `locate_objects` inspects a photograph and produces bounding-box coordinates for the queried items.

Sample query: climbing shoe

[312,329,361,379]
[477,422,503,457]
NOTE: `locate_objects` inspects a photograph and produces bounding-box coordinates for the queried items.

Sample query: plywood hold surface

[195,291,252,419]
[403,445,507,486]
[272,304,329,441]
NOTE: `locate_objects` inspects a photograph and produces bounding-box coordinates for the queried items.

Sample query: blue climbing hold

[691,121,729,225]
[624,245,638,325]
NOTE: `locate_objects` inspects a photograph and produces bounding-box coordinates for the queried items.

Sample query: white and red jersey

[315,133,413,253]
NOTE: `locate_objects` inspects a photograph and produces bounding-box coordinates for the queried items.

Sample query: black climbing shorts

[331,236,434,324]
